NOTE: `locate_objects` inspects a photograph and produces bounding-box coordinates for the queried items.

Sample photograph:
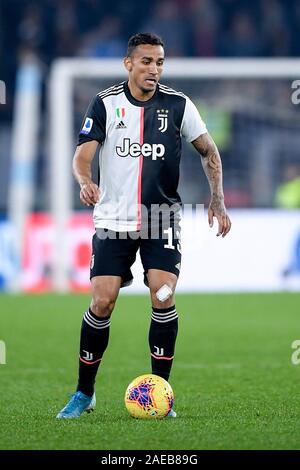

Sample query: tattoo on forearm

[192,134,224,198]
[207,152,220,171]
[192,134,231,233]
[202,152,223,196]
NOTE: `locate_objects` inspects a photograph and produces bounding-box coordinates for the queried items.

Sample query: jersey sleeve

[180,97,207,143]
[77,95,106,145]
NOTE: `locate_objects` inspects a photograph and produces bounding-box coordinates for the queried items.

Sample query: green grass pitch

[0,292,299,450]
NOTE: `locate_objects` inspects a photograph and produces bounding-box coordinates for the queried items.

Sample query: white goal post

[49,58,300,292]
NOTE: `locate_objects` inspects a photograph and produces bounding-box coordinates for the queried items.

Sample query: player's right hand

[79,181,100,206]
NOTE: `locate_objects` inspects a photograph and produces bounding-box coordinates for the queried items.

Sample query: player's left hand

[208,196,231,237]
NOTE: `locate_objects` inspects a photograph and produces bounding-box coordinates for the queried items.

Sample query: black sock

[148,305,178,382]
[77,308,110,397]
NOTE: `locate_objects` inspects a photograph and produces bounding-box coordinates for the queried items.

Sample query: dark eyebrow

[141,56,165,61]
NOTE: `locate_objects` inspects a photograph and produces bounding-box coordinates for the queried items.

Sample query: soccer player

[56,32,231,419]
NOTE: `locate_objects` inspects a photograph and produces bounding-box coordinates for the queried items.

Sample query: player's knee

[150,283,175,308]
[91,294,116,318]
[152,297,174,309]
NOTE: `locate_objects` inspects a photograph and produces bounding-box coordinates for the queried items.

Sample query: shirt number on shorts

[163,227,181,253]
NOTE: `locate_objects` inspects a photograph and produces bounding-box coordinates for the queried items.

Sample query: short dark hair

[126,33,164,57]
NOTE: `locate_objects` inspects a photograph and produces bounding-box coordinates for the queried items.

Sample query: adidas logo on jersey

[116,120,127,129]
[116,138,165,160]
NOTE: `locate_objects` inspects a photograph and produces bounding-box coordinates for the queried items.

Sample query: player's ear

[124,56,132,72]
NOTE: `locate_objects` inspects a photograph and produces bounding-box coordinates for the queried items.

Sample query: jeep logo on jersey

[116,138,165,160]
[157,109,168,133]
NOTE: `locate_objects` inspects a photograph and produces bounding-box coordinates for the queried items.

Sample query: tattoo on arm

[192,133,231,235]
[192,133,224,197]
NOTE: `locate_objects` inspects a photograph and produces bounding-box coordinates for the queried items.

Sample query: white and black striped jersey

[78,81,207,231]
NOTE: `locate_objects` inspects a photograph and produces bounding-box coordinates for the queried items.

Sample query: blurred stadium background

[1,0,300,452]
[1,0,300,293]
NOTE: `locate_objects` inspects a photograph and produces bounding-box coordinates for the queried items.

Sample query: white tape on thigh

[155,284,173,302]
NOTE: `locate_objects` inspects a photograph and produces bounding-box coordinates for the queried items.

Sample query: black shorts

[90,225,182,287]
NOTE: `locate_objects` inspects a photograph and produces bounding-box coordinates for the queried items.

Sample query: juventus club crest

[82,350,93,361]
[154,346,164,356]
[157,109,168,133]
